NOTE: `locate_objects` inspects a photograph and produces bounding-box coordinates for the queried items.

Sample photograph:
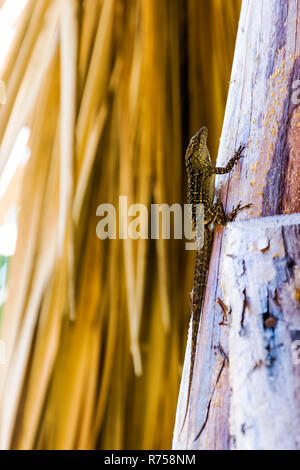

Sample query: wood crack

[194,356,228,442]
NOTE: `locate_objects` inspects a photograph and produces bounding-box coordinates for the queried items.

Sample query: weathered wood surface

[223,214,300,450]
[173,0,300,450]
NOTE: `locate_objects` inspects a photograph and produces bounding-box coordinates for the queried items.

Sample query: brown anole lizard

[181,126,250,437]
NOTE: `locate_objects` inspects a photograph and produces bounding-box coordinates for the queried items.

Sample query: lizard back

[181,127,214,434]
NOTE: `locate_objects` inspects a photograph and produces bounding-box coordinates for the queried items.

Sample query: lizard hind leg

[206,197,252,225]
[226,201,252,222]
[205,198,227,226]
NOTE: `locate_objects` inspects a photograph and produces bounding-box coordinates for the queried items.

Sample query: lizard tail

[179,228,212,437]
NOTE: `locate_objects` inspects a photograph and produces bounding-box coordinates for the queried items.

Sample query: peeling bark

[223,214,300,450]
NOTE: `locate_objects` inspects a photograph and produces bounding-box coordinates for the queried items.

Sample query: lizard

[180,126,251,437]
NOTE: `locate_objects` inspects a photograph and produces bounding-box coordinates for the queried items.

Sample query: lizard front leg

[213,144,246,175]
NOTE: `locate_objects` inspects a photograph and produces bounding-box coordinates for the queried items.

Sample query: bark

[223,213,300,450]
[173,0,300,450]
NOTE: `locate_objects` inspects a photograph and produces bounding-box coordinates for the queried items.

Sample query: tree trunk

[223,213,300,450]
[173,0,300,450]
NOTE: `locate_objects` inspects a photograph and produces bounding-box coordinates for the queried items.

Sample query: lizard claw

[227,201,252,222]
[237,143,246,154]
[233,144,246,163]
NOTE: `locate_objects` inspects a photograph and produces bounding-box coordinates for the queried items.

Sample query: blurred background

[0,0,241,450]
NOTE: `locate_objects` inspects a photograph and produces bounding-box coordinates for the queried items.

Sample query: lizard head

[186,126,210,168]
[188,127,208,153]
[196,126,208,145]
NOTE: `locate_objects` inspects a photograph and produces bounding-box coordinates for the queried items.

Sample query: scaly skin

[181,127,250,437]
